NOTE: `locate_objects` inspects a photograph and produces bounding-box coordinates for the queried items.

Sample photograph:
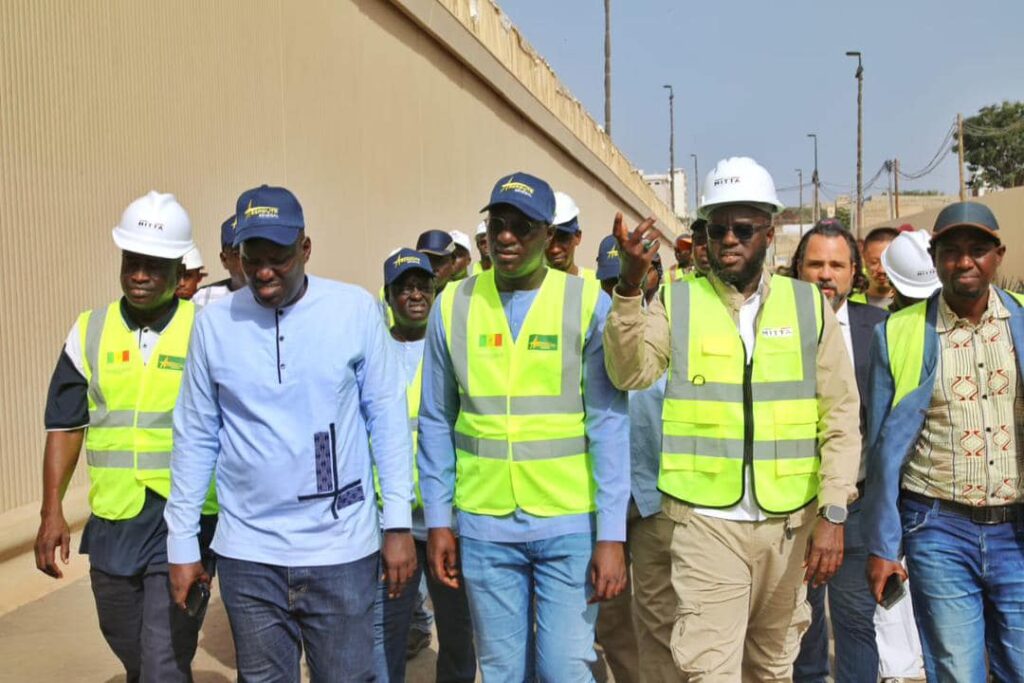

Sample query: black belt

[902,490,1022,525]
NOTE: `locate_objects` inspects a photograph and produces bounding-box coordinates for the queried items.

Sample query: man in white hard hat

[474,221,492,274]
[449,229,473,281]
[175,246,207,300]
[605,157,861,680]
[34,191,219,682]
[547,191,596,278]
[881,229,941,312]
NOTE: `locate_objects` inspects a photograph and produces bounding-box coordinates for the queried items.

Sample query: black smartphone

[879,573,906,610]
[185,581,210,619]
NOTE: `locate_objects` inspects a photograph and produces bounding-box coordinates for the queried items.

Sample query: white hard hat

[552,191,581,226]
[182,246,204,270]
[111,191,194,259]
[699,157,784,218]
[475,221,487,237]
[449,230,472,252]
[881,230,940,299]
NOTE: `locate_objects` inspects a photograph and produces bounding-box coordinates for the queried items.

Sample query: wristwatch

[818,505,848,525]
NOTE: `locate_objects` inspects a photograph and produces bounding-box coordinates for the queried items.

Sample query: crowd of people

[32,157,1024,682]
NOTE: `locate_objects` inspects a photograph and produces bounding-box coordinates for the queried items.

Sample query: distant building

[643,168,689,220]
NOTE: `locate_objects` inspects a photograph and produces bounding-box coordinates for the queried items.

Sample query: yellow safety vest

[79,300,218,520]
[660,275,824,513]
[576,265,597,280]
[379,286,395,326]
[374,352,423,509]
[848,292,868,304]
[440,268,599,516]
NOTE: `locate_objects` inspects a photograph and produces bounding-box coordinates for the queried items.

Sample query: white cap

[182,246,204,270]
[449,230,472,252]
[475,221,487,237]
[112,191,195,259]
[699,157,784,218]
[881,230,941,299]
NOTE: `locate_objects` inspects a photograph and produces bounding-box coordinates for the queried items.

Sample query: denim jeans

[373,540,476,682]
[460,533,598,682]
[794,502,879,682]
[901,496,1024,682]
[218,553,378,683]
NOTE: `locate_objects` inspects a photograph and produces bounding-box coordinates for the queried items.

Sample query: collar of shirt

[708,267,772,314]
[835,300,850,326]
[936,286,1007,333]
[118,296,179,332]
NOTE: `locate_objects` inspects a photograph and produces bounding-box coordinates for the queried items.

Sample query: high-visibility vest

[79,300,218,520]
[660,275,824,513]
[576,265,596,280]
[848,292,868,304]
[440,268,600,516]
[379,286,395,326]
[374,353,423,509]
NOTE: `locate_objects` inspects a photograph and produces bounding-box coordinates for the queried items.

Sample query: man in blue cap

[192,215,246,308]
[865,201,1024,682]
[416,229,457,293]
[420,172,629,681]
[165,184,417,681]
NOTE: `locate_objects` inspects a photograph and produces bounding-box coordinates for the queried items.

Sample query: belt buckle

[971,505,1004,525]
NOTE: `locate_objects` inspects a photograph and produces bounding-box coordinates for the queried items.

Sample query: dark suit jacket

[847,300,889,433]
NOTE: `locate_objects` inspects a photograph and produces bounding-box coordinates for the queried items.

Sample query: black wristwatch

[818,505,848,525]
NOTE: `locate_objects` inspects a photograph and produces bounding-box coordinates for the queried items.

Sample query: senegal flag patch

[106,350,131,364]
[479,333,503,348]
[156,354,186,371]
[527,334,559,351]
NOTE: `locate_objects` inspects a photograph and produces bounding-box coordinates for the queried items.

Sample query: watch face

[824,506,847,524]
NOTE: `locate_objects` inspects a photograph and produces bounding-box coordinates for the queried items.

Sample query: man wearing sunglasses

[604,156,861,680]
[420,172,629,681]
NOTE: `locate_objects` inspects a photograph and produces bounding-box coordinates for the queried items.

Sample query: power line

[897,123,956,180]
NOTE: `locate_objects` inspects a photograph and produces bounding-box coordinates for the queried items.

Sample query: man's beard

[711,250,765,291]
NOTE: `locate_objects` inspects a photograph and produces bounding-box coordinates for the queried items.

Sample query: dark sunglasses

[706,222,769,242]
[486,216,546,240]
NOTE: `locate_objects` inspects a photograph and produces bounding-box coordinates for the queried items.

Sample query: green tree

[957,101,1024,189]
[833,205,851,229]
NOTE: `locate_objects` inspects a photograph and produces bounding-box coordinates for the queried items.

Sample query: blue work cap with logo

[416,230,455,256]
[481,172,556,224]
[931,201,1001,246]
[233,185,305,247]
[220,214,237,248]
[596,234,622,281]
[384,248,434,286]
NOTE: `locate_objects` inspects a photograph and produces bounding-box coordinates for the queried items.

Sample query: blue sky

[500,0,1024,207]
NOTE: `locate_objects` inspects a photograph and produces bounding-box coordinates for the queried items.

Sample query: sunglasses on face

[706,222,769,242]
[486,216,546,240]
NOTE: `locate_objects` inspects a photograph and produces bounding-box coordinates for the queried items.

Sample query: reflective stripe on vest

[80,300,217,520]
[441,268,599,516]
[660,275,823,514]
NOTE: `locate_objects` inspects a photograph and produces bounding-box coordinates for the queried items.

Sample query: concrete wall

[0,0,681,533]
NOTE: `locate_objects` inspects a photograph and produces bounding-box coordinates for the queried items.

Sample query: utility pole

[846,51,864,238]
[886,160,894,220]
[894,158,900,218]
[807,133,819,222]
[603,0,611,137]
[690,153,699,218]
[957,113,966,200]
[663,84,675,218]
[796,169,804,224]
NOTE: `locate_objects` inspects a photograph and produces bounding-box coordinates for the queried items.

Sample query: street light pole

[604,0,611,137]
[846,51,863,238]
[690,153,698,218]
[663,84,675,217]
[807,133,819,222]
[796,169,804,224]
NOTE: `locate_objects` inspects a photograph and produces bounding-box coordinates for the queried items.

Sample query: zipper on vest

[743,356,755,503]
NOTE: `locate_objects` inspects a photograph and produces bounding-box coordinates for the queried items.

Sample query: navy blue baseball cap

[219,214,237,248]
[481,172,556,224]
[596,234,621,281]
[932,201,1001,245]
[555,217,581,234]
[416,230,455,256]
[233,185,305,246]
[384,248,434,286]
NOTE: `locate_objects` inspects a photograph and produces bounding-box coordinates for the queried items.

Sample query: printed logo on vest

[527,334,559,351]
[156,354,186,371]
[106,350,131,364]
[478,333,503,348]
[761,327,793,338]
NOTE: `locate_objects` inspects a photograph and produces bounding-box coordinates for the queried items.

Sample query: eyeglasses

[486,216,546,240]
[706,222,770,242]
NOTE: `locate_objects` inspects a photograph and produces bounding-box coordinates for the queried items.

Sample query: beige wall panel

[1,0,661,521]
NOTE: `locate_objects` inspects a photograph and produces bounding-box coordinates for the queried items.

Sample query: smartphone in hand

[185,580,210,620]
[879,572,906,609]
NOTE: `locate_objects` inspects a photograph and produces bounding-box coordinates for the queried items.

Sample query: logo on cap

[500,176,535,197]
[605,247,619,258]
[714,177,741,187]
[137,220,164,231]
[392,255,423,268]
[244,199,280,220]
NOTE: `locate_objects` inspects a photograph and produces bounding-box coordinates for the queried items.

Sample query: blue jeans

[460,533,598,682]
[901,496,1024,682]
[218,553,378,683]
[373,540,476,682]
[794,502,879,682]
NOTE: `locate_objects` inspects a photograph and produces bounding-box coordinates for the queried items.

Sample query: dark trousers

[90,566,205,683]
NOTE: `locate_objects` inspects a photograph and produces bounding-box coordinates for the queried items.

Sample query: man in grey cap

[864,202,1024,681]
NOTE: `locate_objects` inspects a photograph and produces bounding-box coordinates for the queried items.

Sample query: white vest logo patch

[761,326,793,338]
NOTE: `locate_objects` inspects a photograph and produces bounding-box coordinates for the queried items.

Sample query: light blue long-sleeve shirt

[418,279,630,542]
[166,275,413,566]
[629,374,667,518]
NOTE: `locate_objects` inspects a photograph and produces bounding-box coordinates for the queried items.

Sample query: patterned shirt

[902,289,1024,506]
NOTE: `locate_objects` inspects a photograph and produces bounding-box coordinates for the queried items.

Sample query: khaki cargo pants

[664,498,816,682]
